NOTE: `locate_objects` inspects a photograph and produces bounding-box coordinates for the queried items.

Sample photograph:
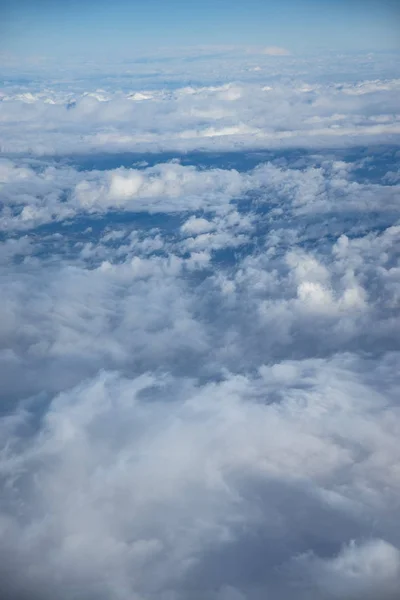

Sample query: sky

[1,0,399,59]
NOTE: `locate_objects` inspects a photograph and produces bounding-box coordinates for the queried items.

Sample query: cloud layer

[1,50,400,600]
[1,70,400,155]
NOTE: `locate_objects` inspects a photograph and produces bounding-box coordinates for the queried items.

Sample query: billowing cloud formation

[0,50,400,600]
[1,156,399,231]
[2,355,400,600]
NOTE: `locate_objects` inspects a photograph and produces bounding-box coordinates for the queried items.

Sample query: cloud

[292,539,400,599]
[1,68,400,155]
[261,46,291,56]
[2,155,399,232]
[0,49,400,600]
[1,354,400,599]
[1,160,400,598]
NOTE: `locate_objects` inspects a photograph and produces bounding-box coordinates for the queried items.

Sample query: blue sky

[1,0,399,58]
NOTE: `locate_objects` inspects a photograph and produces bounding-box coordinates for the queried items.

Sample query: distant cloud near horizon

[1,54,400,157]
[262,45,291,55]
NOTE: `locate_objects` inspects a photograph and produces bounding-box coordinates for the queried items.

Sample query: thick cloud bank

[0,50,400,600]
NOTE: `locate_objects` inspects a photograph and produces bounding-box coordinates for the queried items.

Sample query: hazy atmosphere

[1,1,400,599]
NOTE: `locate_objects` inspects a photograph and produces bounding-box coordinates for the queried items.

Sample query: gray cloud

[1,354,400,599]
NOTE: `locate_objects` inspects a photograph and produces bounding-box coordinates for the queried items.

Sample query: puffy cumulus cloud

[0,159,244,230]
[1,50,400,600]
[1,152,400,400]
[2,155,399,232]
[73,163,247,215]
[1,155,400,599]
[181,216,217,235]
[2,209,399,405]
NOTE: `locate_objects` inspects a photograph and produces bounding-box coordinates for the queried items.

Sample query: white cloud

[181,217,216,235]
[0,49,400,600]
[1,71,399,155]
[2,156,399,232]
